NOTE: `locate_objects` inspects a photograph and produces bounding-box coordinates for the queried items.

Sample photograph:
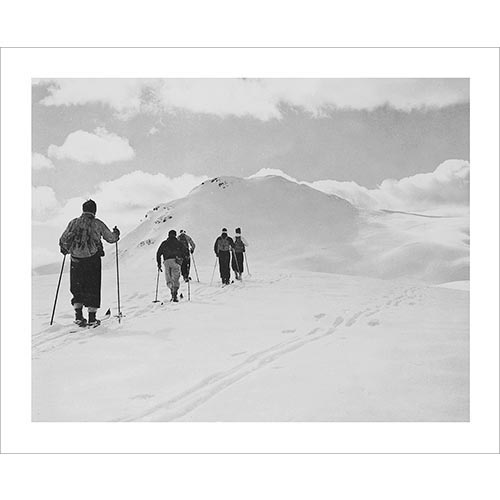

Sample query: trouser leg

[165,259,181,295]
[181,257,190,280]
[70,254,101,311]
[219,252,230,283]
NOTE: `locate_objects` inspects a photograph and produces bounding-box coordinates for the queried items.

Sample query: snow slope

[106,175,469,284]
[32,268,468,422]
[32,174,469,422]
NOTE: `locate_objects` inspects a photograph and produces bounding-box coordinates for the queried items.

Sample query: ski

[60,308,111,332]
[86,308,112,329]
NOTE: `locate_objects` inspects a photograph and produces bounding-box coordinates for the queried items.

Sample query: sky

[32,78,470,267]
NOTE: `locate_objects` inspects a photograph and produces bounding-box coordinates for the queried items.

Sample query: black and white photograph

[1,8,500,497]
[31,77,471,422]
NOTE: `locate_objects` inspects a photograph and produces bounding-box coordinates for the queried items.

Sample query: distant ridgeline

[33,174,468,284]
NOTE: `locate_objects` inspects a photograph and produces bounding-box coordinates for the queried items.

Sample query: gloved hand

[113,226,120,237]
[60,246,69,255]
[158,265,162,273]
[190,248,194,254]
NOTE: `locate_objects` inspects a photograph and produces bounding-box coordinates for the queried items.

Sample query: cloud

[89,171,209,226]
[32,171,208,268]
[47,127,135,164]
[49,171,208,232]
[249,160,470,211]
[32,186,60,221]
[248,168,299,183]
[39,79,144,113]
[148,126,160,135]
[374,160,470,209]
[36,78,469,120]
[32,247,61,269]
[32,152,54,170]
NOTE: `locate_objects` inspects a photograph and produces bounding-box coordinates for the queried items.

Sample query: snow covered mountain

[32,175,470,423]
[110,174,469,284]
[114,174,358,269]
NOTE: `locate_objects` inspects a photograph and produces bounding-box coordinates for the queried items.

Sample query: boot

[88,311,100,327]
[172,291,179,302]
[74,308,86,327]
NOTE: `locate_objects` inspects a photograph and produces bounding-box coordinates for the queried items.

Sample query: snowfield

[32,175,469,421]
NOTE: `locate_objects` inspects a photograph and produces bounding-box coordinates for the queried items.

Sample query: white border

[1,48,498,453]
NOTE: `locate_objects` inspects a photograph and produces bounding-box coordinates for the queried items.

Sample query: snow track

[119,283,426,421]
[121,315,346,422]
[32,270,468,422]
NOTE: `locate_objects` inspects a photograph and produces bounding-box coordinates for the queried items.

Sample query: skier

[213,228,234,285]
[178,229,196,282]
[59,199,120,327]
[156,229,185,302]
[231,227,249,280]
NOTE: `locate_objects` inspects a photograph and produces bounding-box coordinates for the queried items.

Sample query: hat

[235,227,241,234]
[222,228,227,233]
[168,229,177,237]
[82,199,97,215]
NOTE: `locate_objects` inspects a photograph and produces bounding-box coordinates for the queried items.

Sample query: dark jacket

[214,234,235,255]
[234,236,246,253]
[156,236,185,267]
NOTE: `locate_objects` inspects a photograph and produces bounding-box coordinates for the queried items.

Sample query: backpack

[234,236,245,253]
[178,233,190,255]
[217,237,231,252]
[178,233,188,247]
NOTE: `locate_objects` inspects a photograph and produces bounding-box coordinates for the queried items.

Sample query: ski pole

[191,253,200,282]
[50,254,67,326]
[153,268,160,303]
[115,241,122,323]
[210,256,218,285]
[245,252,251,276]
[187,275,191,301]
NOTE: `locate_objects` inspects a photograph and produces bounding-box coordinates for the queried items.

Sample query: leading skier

[213,228,235,285]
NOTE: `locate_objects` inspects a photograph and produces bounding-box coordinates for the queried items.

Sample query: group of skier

[58,199,249,326]
[213,227,248,284]
[156,227,248,302]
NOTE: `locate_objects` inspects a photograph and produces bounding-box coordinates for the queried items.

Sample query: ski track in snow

[32,273,294,356]
[116,283,422,422]
[33,273,424,420]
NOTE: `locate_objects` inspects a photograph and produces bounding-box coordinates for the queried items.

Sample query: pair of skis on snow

[154,291,187,306]
[70,308,112,332]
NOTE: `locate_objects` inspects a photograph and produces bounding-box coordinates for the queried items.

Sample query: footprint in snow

[282,329,296,334]
[130,394,155,401]
[314,313,326,320]
[368,319,380,327]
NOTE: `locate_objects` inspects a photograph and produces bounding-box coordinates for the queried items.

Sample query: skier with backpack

[213,228,235,285]
[177,229,196,282]
[59,199,120,327]
[231,227,249,280]
[156,229,185,302]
